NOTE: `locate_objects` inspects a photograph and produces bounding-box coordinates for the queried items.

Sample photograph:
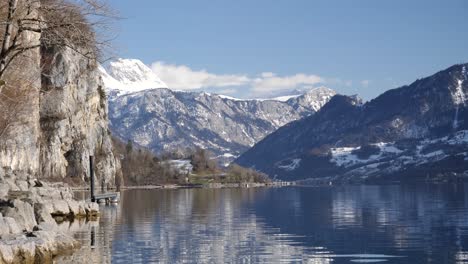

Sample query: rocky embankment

[0,168,99,263]
[0,0,119,262]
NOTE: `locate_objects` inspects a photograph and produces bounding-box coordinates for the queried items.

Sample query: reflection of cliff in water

[252,184,468,263]
[57,200,121,264]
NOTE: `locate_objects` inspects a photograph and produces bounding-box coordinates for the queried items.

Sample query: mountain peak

[100,58,168,95]
[319,94,361,113]
[286,86,337,111]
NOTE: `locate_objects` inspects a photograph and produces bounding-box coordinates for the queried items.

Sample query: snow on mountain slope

[100,58,168,95]
[286,87,337,112]
[102,58,336,163]
[215,87,336,108]
[108,88,336,161]
[270,94,302,102]
[236,63,468,182]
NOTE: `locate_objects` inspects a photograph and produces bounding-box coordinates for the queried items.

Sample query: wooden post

[90,155,95,202]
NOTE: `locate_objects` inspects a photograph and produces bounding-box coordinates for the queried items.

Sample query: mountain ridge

[236,63,468,181]
[107,86,336,162]
[102,58,337,162]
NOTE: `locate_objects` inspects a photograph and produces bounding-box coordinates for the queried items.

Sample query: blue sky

[109,0,468,100]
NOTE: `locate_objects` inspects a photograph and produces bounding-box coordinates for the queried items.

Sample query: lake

[59,184,468,263]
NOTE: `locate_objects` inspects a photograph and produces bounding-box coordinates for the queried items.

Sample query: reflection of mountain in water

[252,185,468,263]
[112,189,329,263]
[62,186,468,263]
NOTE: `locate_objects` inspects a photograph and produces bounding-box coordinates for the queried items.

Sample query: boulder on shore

[0,170,100,264]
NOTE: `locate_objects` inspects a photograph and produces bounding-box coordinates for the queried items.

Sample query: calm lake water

[59,184,468,263]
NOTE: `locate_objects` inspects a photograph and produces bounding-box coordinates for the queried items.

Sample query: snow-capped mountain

[108,87,335,162]
[100,58,168,95]
[101,59,336,162]
[236,63,468,182]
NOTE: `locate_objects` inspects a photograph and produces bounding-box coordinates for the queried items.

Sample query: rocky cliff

[0,20,118,189]
[39,46,118,188]
[0,0,42,175]
[0,1,117,262]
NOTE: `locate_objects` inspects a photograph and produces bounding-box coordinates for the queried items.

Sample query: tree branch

[0,44,41,78]
[0,0,19,73]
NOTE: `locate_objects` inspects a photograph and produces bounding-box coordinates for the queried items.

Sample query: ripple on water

[60,184,468,263]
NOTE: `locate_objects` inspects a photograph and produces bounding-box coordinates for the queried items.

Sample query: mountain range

[100,59,336,163]
[236,63,468,182]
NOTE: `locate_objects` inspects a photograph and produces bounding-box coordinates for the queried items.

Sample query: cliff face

[39,46,118,187]
[0,2,116,262]
[0,2,117,188]
[0,0,41,174]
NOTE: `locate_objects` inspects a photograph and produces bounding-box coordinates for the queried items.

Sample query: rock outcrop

[0,168,99,264]
[39,45,118,188]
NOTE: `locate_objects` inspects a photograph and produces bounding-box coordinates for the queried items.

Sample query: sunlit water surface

[58,184,468,263]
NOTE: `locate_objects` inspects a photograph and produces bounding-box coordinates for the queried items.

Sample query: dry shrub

[39,0,116,61]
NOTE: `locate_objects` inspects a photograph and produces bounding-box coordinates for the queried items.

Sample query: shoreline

[69,176,468,194]
[71,181,295,192]
[0,173,100,264]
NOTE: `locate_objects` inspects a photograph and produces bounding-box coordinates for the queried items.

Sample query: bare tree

[0,0,115,87]
[189,148,219,174]
[0,0,19,75]
[0,66,36,139]
[0,0,115,142]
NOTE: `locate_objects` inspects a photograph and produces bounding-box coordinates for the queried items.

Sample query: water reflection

[60,184,468,263]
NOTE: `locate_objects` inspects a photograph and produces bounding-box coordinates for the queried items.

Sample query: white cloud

[361,80,371,87]
[251,73,323,96]
[151,61,249,90]
[150,61,325,97]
